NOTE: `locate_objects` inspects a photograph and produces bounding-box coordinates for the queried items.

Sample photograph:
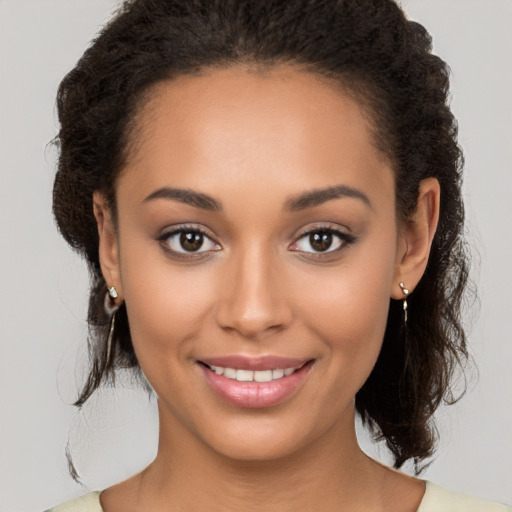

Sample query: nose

[214,245,292,339]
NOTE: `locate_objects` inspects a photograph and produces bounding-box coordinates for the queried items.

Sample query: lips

[198,356,313,408]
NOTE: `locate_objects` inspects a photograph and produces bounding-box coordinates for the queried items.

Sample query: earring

[104,286,119,315]
[399,282,409,323]
[106,311,116,365]
[104,285,120,366]
[107,286,118,300]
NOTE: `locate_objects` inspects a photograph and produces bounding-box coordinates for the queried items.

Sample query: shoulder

[44,492,103,512]
[418,481,511,512]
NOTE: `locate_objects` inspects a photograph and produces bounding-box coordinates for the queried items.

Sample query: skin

[94,65,440,512]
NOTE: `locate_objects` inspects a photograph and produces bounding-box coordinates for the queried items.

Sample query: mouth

[200,362,306,382]
[198,357,314,408]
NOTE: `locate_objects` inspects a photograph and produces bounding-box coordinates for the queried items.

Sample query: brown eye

[290,227,354,255]
[161,228,221,255]
[180,231,204,252]
[309,232,333,252]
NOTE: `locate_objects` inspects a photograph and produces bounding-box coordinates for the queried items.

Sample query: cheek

[294,235,397,383]
[119,241,216,362]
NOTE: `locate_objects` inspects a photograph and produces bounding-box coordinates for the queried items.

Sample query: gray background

[0,0,511,510]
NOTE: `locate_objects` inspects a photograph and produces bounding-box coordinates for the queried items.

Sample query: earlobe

[392,178,440,299]
[93,191,123,299]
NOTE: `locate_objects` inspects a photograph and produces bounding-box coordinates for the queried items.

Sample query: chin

[194,409,337,465]
[207,432,307,463]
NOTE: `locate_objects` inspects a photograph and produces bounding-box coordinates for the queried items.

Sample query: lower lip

[200,362,313,408]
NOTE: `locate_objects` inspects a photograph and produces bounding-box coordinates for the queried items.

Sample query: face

[99,66,405,462]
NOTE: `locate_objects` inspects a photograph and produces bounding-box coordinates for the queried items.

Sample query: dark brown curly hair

[53,0,470,473]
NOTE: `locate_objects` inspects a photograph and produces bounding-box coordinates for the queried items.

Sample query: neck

[136,404,389,512]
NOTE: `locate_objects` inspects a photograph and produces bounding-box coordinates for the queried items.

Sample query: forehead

[119,65,393,207]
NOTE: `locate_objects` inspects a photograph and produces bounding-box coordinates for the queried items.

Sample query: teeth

[224,367,237,379]
[254,370,273,382]
[208,365,299,382]
[272,369,284,379]
[236,369,253,382]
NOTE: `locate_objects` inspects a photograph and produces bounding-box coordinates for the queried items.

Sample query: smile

[199,357,314,408]
[205,365,299,382]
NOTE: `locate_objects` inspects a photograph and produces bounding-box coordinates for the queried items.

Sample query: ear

[392,178,440,299]
[93,191,123,300]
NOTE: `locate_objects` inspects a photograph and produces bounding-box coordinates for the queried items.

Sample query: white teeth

[207,365,300,382]
[254,370,273,382]
[272,368,284,379]
[224,367,237,379]
[236,369,254,382]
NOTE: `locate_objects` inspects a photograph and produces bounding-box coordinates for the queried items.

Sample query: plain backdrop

[0,1,511,510]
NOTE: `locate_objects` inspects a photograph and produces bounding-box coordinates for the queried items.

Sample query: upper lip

[199,355,311,371]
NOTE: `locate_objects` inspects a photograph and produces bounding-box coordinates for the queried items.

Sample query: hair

[53,0,470,473]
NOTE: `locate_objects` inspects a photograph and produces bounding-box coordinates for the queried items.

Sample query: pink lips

[198,356,313,408]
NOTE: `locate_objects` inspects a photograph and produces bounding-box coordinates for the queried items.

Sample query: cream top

[46,481,511,511]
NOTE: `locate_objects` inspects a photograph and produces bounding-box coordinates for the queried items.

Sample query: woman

[44,0,510,510]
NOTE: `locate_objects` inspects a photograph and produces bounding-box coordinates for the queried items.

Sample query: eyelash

[290,225,357,258]
[156,224,356,261]
[157,225,221,260]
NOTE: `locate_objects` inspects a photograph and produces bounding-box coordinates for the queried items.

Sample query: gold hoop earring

[399,282,409,323]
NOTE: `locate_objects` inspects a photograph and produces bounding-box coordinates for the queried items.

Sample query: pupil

[180,231,203,251]
[310,232,332,252]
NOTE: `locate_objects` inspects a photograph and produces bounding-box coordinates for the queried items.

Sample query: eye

[159,227,221,254]
[290,227,355,254]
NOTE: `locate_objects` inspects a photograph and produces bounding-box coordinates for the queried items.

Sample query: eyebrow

[284,184,372,211]
[143,187,222,212]
[143,183,371,213]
